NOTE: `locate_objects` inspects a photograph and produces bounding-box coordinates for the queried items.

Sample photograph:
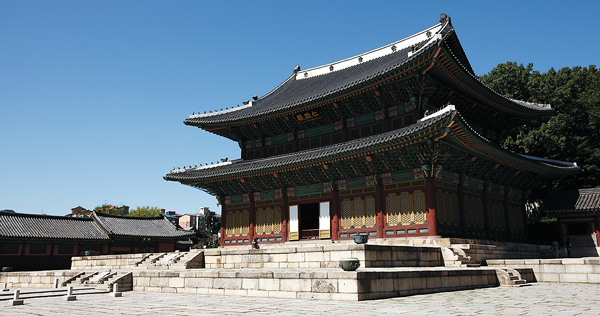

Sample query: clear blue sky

[1,1,598,216]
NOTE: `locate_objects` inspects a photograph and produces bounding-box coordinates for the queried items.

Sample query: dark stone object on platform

[339,258,360,271]
[354,235,369,244]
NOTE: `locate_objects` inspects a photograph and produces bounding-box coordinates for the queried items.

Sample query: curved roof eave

[168,105,578,184]
[436,38,554,118]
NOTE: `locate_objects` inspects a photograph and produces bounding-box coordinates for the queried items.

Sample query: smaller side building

[0,211,195,271]
[544,188,600,257]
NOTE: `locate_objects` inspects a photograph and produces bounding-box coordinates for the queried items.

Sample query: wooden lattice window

[226,210,250,237]
[255,207,282,235]
[451,193,459,225]
[400,192,412,225]
[508,204,524,233]
[226,212,234,237]
[273,207,282,234]
[386,190,426,226]
[413,190,426,224]
[341,199,352,229]
[255,209,263,235]
[340,196,376,229]
[386,193,399,226]
[241,210,249,236]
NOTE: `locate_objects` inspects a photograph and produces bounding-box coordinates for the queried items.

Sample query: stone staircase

[63,271,132,292]
[441,246,481,267]
[135,252,167,267]
[168,250,204,269]
[494,268,529,287]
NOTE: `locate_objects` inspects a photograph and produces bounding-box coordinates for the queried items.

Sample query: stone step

[464,263,481,268]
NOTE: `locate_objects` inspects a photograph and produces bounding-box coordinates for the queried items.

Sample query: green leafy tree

[93,204,129,216]
[480,62,600,206]
[195,211,221,247]
[128,206,163,217]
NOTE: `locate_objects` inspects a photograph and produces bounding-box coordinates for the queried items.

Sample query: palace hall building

[165,15,578,246]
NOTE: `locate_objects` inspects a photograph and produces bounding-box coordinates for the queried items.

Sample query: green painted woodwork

[303,123,334,139]
[254,189,282,201]
[288,182,331,197]
[435,169,459,184]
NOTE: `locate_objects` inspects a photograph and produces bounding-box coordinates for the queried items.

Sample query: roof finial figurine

[294,65,301,73]
[440,13,449,23]
[252,95,258,100]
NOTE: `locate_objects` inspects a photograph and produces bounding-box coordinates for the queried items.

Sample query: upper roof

[0,211,109,241]
[91,211,194,238]
[544,188,600,213]
[0,211,195,240]
[184,15,553,136]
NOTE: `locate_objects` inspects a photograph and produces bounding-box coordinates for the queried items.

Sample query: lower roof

[166,105,579,195]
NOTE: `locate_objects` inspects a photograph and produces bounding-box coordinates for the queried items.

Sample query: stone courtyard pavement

[6,283,600,315]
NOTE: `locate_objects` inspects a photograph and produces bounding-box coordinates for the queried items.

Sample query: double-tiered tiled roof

[165,15,578,197]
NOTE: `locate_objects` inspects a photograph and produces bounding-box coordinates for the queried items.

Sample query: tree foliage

[93,204,129,216]
[196,211,221,247]
[480,62,600,198]
[128,206,163,217]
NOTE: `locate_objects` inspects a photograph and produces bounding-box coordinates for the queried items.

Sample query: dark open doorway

[300,203,320,239]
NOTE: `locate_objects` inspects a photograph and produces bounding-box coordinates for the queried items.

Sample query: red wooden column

[594,215,600,247]
[331,189,340,241]
[425,178,438,236]
[220,203,227,245]
[249,199,256,244]
[281,194,289,242]
[375,183,385,238]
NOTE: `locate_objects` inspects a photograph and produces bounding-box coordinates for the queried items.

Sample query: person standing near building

[552,240,560,258]
[565,238,572,258]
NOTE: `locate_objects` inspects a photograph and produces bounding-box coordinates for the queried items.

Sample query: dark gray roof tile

[92,212,195,238]
[0,212,109,240]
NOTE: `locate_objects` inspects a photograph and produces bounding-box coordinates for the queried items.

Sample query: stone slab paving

[5,283,600,315]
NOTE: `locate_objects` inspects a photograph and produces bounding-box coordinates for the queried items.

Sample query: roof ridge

[295,22,446,80]
[0,211,93,221]
[93,210,164,220]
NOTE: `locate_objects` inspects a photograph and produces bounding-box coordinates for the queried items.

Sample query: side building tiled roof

[91,211,195,239]
[544,188,600,213]
[0,211,195,241]
[0,211,110,241]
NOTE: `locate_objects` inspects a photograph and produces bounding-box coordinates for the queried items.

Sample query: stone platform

[132,267,503,300]
[1,238,552,301]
